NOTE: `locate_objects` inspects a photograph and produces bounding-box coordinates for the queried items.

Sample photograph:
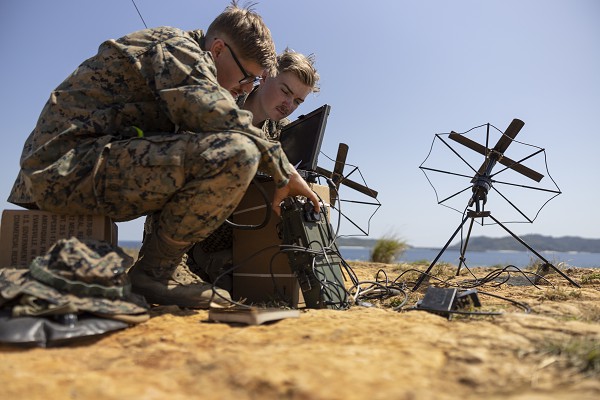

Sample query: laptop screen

[279,104,331,172]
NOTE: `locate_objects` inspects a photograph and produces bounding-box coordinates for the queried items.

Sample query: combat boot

[128,229,232,308]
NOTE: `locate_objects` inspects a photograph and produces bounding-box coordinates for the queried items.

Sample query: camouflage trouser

[143,211,234,290]
[32,132,260,243]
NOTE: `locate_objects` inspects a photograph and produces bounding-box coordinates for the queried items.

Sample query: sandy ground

[1,261,599,400]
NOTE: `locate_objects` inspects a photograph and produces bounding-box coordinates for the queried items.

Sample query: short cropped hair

[277,49,320,93]
[207,1,277,73]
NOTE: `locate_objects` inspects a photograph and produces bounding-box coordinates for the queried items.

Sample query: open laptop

[279,104,331,174]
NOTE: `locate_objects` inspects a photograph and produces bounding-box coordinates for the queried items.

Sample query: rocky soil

[1,262,599,400]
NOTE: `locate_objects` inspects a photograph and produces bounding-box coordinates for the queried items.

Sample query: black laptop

[279,104,331,173]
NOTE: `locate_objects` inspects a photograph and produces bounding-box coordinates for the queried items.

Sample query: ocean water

[340,246,600,268]
[119,240,600,268]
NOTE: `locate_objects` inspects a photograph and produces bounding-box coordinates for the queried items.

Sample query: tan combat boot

[128,229,232,308]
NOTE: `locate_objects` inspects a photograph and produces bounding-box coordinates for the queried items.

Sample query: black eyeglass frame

[223,42,262,86]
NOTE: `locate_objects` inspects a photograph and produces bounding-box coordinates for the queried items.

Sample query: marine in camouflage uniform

[9,26,291,235]
[190,49,321,290]
[240,48,320,140]
[8,5,320,308]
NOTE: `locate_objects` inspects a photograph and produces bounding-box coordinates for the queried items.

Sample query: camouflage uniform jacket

[260,117,290,141]
[8,26,293,208]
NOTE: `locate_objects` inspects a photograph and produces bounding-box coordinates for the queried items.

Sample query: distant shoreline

[118,236,600,255]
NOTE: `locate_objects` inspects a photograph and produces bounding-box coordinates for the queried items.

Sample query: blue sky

[1,0,598,247]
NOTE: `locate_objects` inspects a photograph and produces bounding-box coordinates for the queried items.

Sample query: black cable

[276,244,352,309]
[224,176,272,230]
[477,290,531,314]
[346,267,410,308]
[389,264,538,315]
[405,307,504,317]
[209,243,283,309]
[456,264,554,289]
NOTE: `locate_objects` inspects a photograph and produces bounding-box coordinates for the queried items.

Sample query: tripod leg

[412,214,471,291]
[487,213,580,288]
[456,216,476,276]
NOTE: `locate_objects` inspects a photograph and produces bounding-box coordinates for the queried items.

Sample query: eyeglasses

[223,42,262,87]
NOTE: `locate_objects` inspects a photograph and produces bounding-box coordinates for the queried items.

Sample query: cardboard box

[232,180,329,306]
[0,209,117,268]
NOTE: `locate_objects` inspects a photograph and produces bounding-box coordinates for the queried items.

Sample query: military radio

[279,197,348,309]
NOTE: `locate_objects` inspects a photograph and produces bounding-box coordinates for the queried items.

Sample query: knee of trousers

[188,132,261,182]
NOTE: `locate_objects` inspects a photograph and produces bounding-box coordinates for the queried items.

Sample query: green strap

[131,125,144,138]
[29,259,131,299]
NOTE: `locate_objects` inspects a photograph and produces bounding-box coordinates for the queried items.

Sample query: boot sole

[128,270,231,309]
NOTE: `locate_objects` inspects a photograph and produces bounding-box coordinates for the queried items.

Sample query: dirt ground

[1,261,599,400]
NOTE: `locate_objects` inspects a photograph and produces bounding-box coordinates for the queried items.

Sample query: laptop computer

[279,104,331,173]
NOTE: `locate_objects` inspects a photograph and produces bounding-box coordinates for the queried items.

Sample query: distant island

[334,235,600,254]
[446,234,600,253]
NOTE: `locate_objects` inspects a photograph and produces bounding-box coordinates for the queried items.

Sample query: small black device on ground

[416,287,482,319]
[416,287,458,318]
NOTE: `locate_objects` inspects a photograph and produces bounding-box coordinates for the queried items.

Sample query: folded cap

[0,237,148,317]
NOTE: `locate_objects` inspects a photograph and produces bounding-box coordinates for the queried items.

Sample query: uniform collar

[188,29,205,49]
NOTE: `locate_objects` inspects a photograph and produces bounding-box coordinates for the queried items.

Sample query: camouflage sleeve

[236,92,249,109]
[114,28,293,187]
[154,46,255,134]
[154,36,293,186]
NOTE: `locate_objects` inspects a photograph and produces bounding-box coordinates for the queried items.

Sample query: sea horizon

[118,240,600,268]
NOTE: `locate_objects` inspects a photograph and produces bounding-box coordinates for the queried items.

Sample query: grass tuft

[370,234,408,264]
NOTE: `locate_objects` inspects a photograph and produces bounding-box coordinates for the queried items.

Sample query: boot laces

[170,254,205,285]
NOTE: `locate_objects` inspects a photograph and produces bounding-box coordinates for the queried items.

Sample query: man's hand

[272,166,321,216]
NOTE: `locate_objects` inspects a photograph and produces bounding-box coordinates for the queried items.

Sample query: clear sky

[1,0,598,247]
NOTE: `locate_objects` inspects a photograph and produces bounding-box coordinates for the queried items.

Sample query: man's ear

[208,37,225,58]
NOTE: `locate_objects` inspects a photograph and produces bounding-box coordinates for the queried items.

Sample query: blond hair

[277,49,320,93]
[206,1,277,73]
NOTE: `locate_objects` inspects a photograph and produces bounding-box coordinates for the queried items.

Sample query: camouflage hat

[0,237,148,316]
